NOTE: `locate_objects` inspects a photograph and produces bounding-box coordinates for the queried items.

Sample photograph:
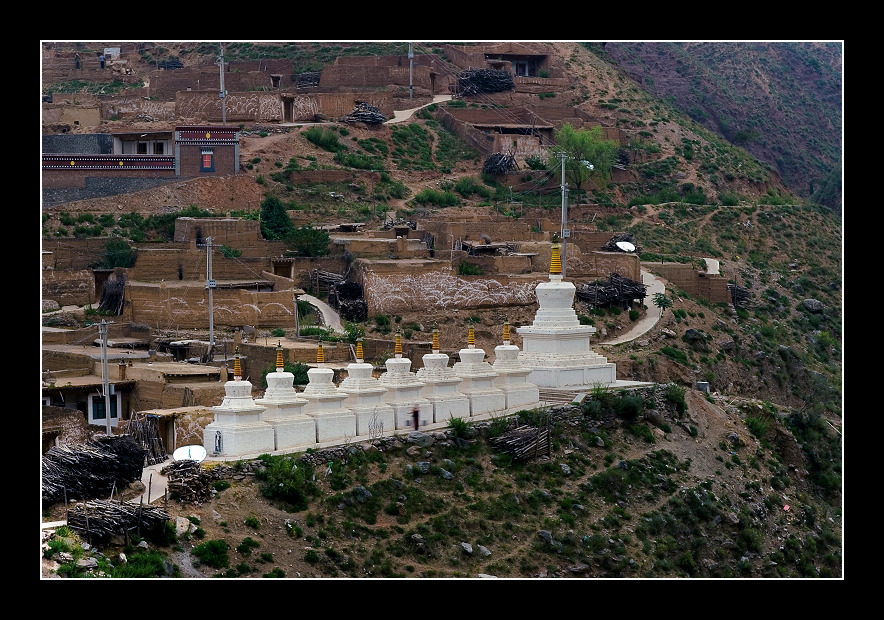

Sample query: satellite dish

[615,241,636,252]
[172,444,207,463]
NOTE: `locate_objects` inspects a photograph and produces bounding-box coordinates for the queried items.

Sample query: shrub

[191,539,230,569]
[615,394,645,421]
[458,262,483,276]
[664,383,687,415]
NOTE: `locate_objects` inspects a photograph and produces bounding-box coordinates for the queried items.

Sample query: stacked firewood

[601,233,643,254]
[457,68,514,95]
[576,273,648,308]
[162,460,220,504]
[490,426,551,460]
[67,499,170,545]
[482,153,518,174]
[126,413,167,466]
[42,435,146,505]
[727,283,751,308]
[341,101,386,124]
[297,71,321,88]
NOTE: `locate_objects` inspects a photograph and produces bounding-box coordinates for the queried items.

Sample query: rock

[477,545,491,557]
[661,328,676,338]
[438,468,454,480]
[802,299,824,313]
[415,461,431,474]
[174,516,192,537]
[560,463,572,475]
[461,542,473,554]
[407,431,435,447]
[352,486,372,503]
[684,328,706,341]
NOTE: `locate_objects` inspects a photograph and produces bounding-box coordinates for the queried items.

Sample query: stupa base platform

[203,422,276,459]
[524,362,618,389]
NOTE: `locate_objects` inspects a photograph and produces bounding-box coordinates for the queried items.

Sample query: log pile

[727,283,751,308]
[297,71,321,88]
[482,153,518,174]
[42,435,146,506]
[67,499,170,545]
[576,273,648,308]
[125,413,167,466]
[457,68,514,95]
[601,233,643,254]
[162,460,220,503]
[489,425,551,460]
[341,101,386,125]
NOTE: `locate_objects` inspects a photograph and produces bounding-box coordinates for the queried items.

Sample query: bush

[664,383,687,415]
[458,262,483,276]
[191,539,230,569]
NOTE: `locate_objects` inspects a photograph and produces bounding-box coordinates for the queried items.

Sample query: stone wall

[173,217,264,245]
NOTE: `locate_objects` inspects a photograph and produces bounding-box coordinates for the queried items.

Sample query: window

[91,395,117,420]
[154,142,164,154]
[201,149,215,172]
[137,142,148,154]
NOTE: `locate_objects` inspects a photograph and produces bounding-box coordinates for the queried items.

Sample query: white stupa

[415,327,471,423]
[339,339,395,439]
[203,349,275,458]
[452,325,506,416]
[300,342,357,444]
[517,244,617,389]
[492,321,541,412]
[378,329,431,430]
[254,343,316,452]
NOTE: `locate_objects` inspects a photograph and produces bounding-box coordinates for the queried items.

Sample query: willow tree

[548,123,619,204]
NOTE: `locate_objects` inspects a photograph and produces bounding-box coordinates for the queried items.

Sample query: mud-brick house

[41,124,240,207]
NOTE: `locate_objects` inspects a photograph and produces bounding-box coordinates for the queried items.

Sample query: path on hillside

[597,268,666,346]
[385,94,452,124]
[299,294,344,333]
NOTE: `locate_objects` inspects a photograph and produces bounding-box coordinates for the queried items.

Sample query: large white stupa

[517,244,617,389]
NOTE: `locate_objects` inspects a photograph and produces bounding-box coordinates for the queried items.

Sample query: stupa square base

[268,418,319,452]
[352,407,396,438]
[309,412,357,444]
[526,363,617,389]
[203,423,276,458]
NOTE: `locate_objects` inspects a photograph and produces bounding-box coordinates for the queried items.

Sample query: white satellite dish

[172,444,207,463]
[615,241,636,252]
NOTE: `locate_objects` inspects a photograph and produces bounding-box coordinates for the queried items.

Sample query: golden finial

[550,243,562,275]
[233,347,242,380]
[432,326,440,353]
[276,341,284,371]
[468,324,475,348]
[356,338,364,362]
[503,320,510,344]
[317,341,325,364]
[395,328,402,358]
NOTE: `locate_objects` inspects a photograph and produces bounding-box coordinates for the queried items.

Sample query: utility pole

[559,152,569,278]
[218,44,226,125]
[204,237,216,360]
[408,42,414,100]
[99,320,112,435]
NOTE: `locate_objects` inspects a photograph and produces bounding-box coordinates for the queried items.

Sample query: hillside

[40,41,843,579]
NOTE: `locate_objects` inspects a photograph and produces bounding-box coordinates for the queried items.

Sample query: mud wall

[644,262,730,303]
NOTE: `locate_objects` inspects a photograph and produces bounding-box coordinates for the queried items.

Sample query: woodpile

[162,460,220,503]
[482,153,518,174]
[727,283,751,308]
[341,101,385,124]
[42,435,146,506]
[125,413,168,466]
[67,499,170,545]
[490,425,551,460]
[576,273,648,308]
[297,71,321,88]
[457,68,514,95]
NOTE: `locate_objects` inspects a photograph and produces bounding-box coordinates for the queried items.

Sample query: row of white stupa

[203,245,620,460]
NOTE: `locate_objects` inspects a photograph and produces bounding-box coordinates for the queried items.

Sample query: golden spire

[503,320,510,344]
[468,324,475,348]
[317,341,325,364]
[276,342,284,371]
[233,347,242,380]
[432,326,440,353]
[356,338,364,362]
[395,328,402,358]
[550,243,562,275]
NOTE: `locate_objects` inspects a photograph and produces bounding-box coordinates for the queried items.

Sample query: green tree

[96,238,136,268]
[548,123,619,203]
[260,195,295,240]
[284,225,330,257]
[653,292,673,316]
